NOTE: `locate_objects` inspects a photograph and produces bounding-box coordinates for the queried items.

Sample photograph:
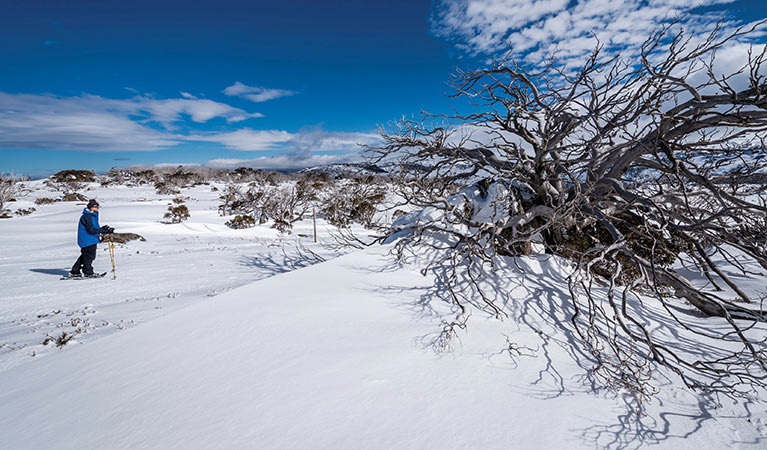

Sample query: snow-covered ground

[0,180,347,371]
[1,179,766,449]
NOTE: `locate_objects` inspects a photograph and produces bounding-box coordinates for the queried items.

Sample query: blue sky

[1,0,765,177]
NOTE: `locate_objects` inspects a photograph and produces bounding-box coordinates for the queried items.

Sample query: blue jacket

[77,208,101,248]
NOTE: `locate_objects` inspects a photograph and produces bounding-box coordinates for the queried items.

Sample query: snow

[0,181,346,371]
[1,180,766,449]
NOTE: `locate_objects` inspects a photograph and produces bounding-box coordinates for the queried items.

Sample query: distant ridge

[299,162,388,177]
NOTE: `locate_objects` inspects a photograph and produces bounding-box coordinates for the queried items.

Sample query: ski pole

[107,234,116,280]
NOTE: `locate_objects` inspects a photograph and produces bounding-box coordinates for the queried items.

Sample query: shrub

[391,209,408,222]
[323,183,386,228]
[50,169,96,184]
[15,208,35,216]
[164,166,196,187]
[232,167,258,182]
[35,197,60,206]
[219,182,318,232]
[155,181,181,195]
[225,214,256,229]
[43,331,75,348]
[107,232,146,243]
[218,184,243,217]
[62,192,88,202]
[46,170,96,198]
[163,204,190,224]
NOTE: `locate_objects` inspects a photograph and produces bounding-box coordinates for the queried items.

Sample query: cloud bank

[0,91,378,169]
[430,0,761,66]
[0,91,267,151]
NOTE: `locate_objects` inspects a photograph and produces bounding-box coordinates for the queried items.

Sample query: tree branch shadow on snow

[366,247,599,397]
[357,245,764,449]
[578,392,767,450]
[29,268,70,277]
[239,240,328,278]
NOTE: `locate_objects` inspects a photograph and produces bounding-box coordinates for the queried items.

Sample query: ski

[60,272,107,280]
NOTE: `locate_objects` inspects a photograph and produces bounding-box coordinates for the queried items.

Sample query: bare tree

[0,173,29,213]
[371,23,767,399]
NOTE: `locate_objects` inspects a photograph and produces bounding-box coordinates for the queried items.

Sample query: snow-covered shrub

[46,170,96,197]
[163,205,190,224]
[103,167,154,186]
[49,169,96,184]
[225,214,256,229]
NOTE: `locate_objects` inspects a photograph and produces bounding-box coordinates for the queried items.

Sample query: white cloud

[223,81,296,103]
[189,129,293,151]
[287,126,380,152]
[188,126,380,152]
[145,162,203,169]
[431,0,749,66]
[204,152,360,171]
[0,92,377,163]
[0,91,264,151]
[0,93,179,151]
[139,98,263,123]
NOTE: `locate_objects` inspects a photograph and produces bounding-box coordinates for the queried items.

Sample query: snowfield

[0,180,346,371]
[1,180,766,449]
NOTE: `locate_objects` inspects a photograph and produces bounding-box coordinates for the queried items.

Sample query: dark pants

[71,244,97,275]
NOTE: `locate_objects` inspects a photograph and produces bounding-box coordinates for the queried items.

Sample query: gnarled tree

[371,23,767,399]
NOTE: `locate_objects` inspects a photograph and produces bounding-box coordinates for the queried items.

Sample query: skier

[69,199,114,278]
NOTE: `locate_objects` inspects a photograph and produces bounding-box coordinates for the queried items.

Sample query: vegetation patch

[163,204,190,224]
[34,197,60,206]
[225,214,256,229]
[15,208,36,216]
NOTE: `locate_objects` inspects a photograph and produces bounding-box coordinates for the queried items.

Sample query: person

[70,199,114,278]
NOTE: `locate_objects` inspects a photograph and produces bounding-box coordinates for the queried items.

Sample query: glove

[101,225,115,234]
